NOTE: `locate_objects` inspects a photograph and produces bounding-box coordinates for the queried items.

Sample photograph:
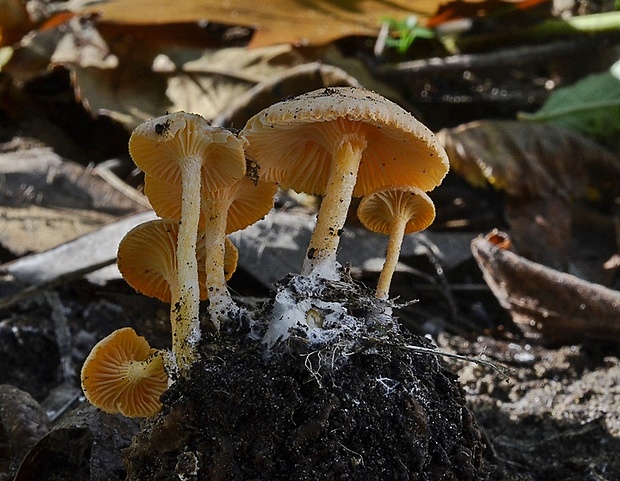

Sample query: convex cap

[129,112,245,193]
[357,186,436,236]
[357,186,436,300]
[241,87,449,196]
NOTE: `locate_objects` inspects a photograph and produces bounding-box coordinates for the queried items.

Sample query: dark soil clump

[126,276,486,480]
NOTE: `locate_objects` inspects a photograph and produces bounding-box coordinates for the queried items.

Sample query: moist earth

[125,275,485,481]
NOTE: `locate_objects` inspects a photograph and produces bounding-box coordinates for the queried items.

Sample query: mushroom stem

[173,159,202,374]
[126,350,165,384]
[202,198,235,330]
[376,216,408,300]
[301,136,367,278]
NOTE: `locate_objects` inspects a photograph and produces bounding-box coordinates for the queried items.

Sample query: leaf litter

[1,1,620,480]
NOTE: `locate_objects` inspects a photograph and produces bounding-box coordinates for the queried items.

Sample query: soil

[1,269,619,481]
[126,274,484,481]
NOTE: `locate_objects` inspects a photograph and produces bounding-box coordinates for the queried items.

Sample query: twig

[369,38,598,79]
[413,235,459,322]
[92,162,151,209]
[45,291,75,382]
[396,343,512,379]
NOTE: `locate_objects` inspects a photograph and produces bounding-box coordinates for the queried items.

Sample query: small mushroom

[357,186,436,300]
[117,219,238,371]
[129,112,245,371]
[145,174,276,327]
[241,87,448,279]
[80,327,168,418]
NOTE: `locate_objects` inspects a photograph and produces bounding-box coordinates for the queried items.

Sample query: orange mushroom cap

[241,87,449,197]
[144,174,277,234]
[80,327,168,418]
[117,219,237,302]
[357,186,436,299]
[129,112,246,193]
[357,186,436,236]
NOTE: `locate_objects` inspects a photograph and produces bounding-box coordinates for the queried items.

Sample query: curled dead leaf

[439,120,620,276]
[472,233,620,345]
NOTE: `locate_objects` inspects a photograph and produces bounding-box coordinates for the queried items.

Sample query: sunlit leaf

[76,0,440,48]
[519,60,620,138]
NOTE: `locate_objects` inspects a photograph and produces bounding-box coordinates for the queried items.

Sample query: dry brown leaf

[0,205,118,257]
[0,211,156,290]
[5,15,308,129]
[439,120,620,277]
[472,233,620,345]
[79,44,306,128]
[163,45,307,123]
[214,62,360,128]
[4,16,116,83]
[76,0,438,48]
[437,120,620,201]
[0,147,147,256]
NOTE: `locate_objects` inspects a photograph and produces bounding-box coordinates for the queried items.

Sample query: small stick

[396,343,512,379]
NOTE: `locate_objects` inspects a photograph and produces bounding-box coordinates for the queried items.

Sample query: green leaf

[518,60,620,138]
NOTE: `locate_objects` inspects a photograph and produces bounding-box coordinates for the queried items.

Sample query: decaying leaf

[0,147,147,256]
[0,384,50,475]
[439,120,620,275]
[214,62,360,128]
[14,406,138,481]
[437,120,620,201]
[0,211,156,291]
[77,0,438,48]
[162,44,307,124]
[472,233,620,345]
[4,16,311,128]
[0,0,34,47]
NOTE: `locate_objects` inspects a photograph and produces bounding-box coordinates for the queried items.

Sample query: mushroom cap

[80,327,168,418]
[129,111,246,193]
[357,186,436,235]
[144,174,277,234]
[117,220,238,302]
[241,87,449,196]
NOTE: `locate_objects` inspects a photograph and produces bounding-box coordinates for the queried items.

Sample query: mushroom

[80,327,168,418]
[117,219,238,373]
[129,112,245,370]
[144,173,276,327]
[357,186,436,300]
[241,87,448,279]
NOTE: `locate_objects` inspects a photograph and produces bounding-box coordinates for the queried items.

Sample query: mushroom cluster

[129,112,248,371]
[81,87,449,417]
[81,112,275,416]
[241,87,448,280]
